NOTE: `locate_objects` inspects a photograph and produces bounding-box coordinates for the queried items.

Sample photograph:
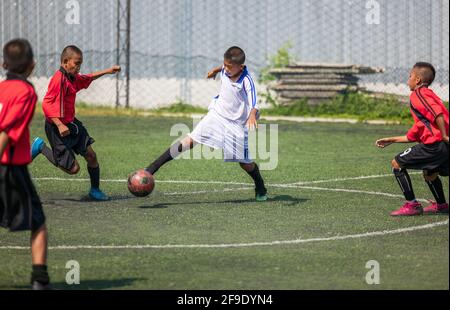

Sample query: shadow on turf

[11,277,145,290]
[139,194,308,209]
[42,195,136,205]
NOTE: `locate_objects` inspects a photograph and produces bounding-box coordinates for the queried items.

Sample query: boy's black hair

[2,38,34,74]
[224,46,246,65]
[413,62,436,86]
[61,45,83,63]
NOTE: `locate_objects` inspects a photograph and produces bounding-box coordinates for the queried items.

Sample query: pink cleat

[423,201,449,215]
[390,201,423,216]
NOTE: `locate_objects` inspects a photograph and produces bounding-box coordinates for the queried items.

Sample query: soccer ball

[127,169,155,197]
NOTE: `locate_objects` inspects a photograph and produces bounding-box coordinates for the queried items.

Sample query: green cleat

[256,193,268,202]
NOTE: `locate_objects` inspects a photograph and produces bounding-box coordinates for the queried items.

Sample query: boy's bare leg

[31,224,50,287]
[146,136,196,175]
[60,161,80,175]
[31,224,47,265]
[41,144,81,175]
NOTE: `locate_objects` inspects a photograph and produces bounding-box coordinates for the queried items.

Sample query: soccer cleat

[256,193,268,202]
[390,201,423,216]
[31,137,45,160]
[255,187,268,202]
[89,188,110,201]
[31,281,53,290]
[423,201,449,215]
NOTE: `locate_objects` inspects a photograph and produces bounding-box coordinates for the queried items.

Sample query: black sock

[31,265,50,285]
[426,177,447,204]
[146,142,184,175]
[88,166,100,189]
[246,164,267,195]
[41,145,57,166]
[393,168,416,201]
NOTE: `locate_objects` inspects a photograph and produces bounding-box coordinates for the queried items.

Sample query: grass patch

[264,92,415,124]
[0,115,447,290]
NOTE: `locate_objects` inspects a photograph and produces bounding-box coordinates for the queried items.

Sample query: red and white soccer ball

[127,169,155,197]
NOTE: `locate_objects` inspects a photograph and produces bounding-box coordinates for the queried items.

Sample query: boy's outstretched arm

[207,66,222,80]
[0,131,9,158]
[375,135,411,148]
[90,65,121,80]
[435,114,449,143]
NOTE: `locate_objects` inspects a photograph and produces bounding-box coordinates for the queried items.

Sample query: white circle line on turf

[21,172,444,251]
[269,184,430,202]
[32,172,422,187]
[1,220,447,250]
[33,176,422,200]
[164,187,254,196]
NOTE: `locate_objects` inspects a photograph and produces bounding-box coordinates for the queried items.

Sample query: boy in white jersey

[145,46,267,201]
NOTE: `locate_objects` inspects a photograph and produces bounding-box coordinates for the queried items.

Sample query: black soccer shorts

[0,165,46,232]
[395,141,449,176]
[45,118,95,171]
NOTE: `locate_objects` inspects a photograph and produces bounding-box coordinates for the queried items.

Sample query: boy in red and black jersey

[0,39,51,289]
[376,62,449,216]
[31,45,120,201]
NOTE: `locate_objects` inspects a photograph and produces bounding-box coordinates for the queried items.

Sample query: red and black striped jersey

[0,73,37,165]
[407,86,449,145]
[42,67,93,124]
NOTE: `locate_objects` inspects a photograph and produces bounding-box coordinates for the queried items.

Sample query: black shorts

[395,141,449,176]
[45,118,95,171]
[0,165,46,232]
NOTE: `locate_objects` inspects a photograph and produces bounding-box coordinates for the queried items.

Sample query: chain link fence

[1,0,448,109]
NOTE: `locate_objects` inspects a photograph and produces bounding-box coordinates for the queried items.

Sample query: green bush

[263,92,433,124]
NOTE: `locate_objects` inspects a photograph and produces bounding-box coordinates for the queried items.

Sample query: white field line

[270,184,429,202]
[34,177,249,186]
[287,172,422,186]
[33,173,426,200]
[1,220,447,250]
[164,187,253,196]
[2,174,446,250]
[33,172,422,187]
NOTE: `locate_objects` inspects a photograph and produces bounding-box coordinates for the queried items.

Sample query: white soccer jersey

[210,66,259,125]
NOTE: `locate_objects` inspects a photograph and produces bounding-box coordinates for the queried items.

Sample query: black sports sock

[31,265,50,285]
[41,145,57,166]
[393,168,416,201]
[146,142,184,175]
[426,177,447,204]
[88,166,100,189]
[246,164,267,195]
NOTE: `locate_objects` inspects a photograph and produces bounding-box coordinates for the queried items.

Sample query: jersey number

[400,148,412,157]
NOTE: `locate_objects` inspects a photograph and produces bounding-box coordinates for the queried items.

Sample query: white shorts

[188,109,252,163]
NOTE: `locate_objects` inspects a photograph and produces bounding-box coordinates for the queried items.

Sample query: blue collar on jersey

[225,66,248,84]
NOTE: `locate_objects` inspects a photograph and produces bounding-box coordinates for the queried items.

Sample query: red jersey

[42,67,93,124]
[0,73,38,165]
[407,86,449,145]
